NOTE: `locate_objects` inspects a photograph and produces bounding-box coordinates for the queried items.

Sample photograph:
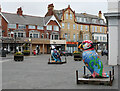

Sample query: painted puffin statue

[78,40,109,78]
[51,45,61,62]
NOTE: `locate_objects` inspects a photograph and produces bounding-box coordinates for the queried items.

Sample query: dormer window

[84,18,87,22]
[80,17,82,22]
[100,20,103,24]
[92,19,97,23]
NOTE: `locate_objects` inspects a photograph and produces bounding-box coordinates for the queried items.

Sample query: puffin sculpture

[78,40,109,78]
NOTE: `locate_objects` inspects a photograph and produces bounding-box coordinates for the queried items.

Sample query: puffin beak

[78,44,83,50]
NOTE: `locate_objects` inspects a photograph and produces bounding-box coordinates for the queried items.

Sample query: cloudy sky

[0,0,108,19]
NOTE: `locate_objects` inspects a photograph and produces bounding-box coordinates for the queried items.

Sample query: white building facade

[104,0,120,65]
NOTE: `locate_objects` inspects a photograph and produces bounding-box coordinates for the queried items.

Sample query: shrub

[15,52,23,55]
[23,50,30,53]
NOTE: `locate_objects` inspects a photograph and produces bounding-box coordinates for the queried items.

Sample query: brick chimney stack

[98,11,102,18]
[0,5,1,12]
[48,3,54,12]
[17,7,23,16]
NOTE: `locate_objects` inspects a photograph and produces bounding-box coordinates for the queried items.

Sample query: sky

[0,0,108,19]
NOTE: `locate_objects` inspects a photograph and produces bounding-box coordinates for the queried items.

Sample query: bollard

[84,66,86,75]
[76,70,78,84]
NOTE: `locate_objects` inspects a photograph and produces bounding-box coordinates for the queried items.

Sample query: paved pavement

[2,54,119,89]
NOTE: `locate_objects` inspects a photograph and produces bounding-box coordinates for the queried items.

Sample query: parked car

[60,50,73,56]
[101,50,108,56]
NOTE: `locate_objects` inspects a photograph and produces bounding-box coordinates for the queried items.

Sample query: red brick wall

[2,17,8,37]
[46,20,60,38]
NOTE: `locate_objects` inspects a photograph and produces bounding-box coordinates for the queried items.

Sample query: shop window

[41,34,44,38]
[46,33,49,39]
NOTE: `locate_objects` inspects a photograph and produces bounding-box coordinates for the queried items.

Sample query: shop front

[50,40,66,53]
[66,42,78,53]
[31,38,50,54]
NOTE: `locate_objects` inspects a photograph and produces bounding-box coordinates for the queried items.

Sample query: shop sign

[66,42,78,44]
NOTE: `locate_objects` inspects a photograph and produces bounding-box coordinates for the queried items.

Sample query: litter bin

[1,50,6,57]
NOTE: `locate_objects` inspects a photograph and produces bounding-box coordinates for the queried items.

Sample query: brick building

[45,4,107,53]
[0,7,66,54]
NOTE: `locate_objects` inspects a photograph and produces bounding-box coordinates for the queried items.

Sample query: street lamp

[11,32,17,53]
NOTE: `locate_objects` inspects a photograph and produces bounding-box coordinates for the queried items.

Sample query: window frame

[66,13,68,19]
[67,23,70,29]
[37,26,44,30]
[54,25,59,31]
[28,25,35,29]
[8,24,16,29]
[70,14,72,20]
[62,23,64,29]
[73,24,75,30]
[81,25,83,30]
[47,25,52,30]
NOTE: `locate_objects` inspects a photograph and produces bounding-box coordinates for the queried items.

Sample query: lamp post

[11,32,17,53]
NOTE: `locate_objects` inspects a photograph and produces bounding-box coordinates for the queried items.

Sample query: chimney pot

[17,7,23,16]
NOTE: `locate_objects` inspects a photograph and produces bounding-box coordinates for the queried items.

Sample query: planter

[74,53,82,61]
[14,55,24,61]
[23,52,30,56]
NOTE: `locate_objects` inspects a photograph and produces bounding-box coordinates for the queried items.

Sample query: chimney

[98,11,102,18]
[48,3,54,12]
[0,5,1,12]
[68,5,70,8]
[17,7,23,16]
